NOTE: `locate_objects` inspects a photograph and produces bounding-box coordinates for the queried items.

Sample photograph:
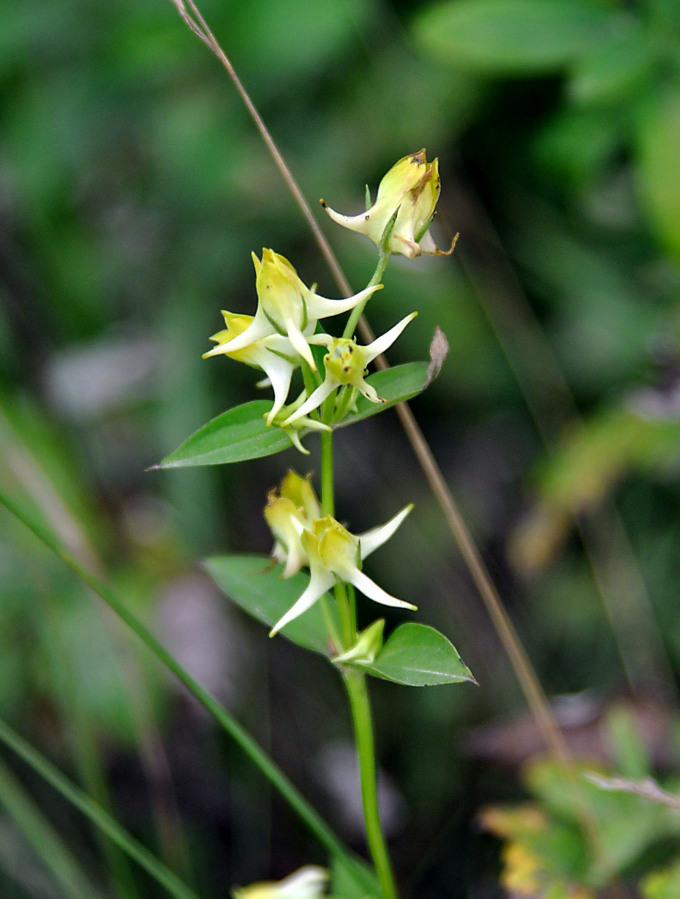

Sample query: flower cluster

[204,151,449,442]
[204,151,451,641]
[264,472,416,636]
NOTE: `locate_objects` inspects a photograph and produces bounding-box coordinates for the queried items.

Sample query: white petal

[281,545,306,578]
[307,333,334,349]
[281,379,335,426]
[203,343,231,359]
[285,317,316,369]
[274,866,328,898]
[358,504,413,560]
[261,354,296,423]
[345,567,416,611]
[365,312,418,363]
[214,312,274,355]
[357,380,382,404]
[321,203,373,235]
[306,284,382,321]
[287,429,310,455]
[269,568,335,636]
[418,229,439,254]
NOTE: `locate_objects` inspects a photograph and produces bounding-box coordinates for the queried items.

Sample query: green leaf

[349,623,475,686]
[205,554,337,655]
[567,25,653,107]
[413,0,616,76]
[156,365,430,467]
[155,400,293,468]
[336,362,429,429]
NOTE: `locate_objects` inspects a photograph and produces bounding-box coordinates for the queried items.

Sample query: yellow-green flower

[269,506,416,636]
[221,249,382,371]
[231,865,328,899]
[281,313,417,427]
[203,311,298,423]
[264,471,320,578]
[321,150,455,259]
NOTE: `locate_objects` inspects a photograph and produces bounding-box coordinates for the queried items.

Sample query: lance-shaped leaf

[154,401,293,469]
[156,364,432,469]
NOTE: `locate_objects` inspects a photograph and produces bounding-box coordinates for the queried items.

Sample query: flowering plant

[160,152,475,899]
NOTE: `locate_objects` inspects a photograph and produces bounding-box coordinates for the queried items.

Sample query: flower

[203,311,299,423]
[264,471,320,578]
[321,150,456,259]
[269,505,416,637]
[219,249,382,371]
[332,619,384,666]
[281,312,417,427]
[231,865,328,899]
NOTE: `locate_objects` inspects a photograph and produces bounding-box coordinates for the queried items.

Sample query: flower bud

[322,150,456,259]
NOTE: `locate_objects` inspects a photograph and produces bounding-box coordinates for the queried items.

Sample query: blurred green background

[2,0,680,896]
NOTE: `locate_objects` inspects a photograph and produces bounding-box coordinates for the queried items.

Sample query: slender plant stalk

[320,429,335,517]
[0,719,198,899]
[0,489,359,871]
[322,400,396,897]
[333,580,355,654]
[0,754,103,899]
[344,673,398,899]
[319,386,397,895]
[1,406,191,878]
[343,249,390,340]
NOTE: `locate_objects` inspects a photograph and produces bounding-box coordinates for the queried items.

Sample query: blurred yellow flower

[232,865,328,899]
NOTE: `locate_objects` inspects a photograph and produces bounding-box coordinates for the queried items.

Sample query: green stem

[0,718,198,899]
[0,754,102,899]
[343,250,390,341]
[334,581,355,651]
[344,672,398,899]
[320,417,355,649]
[0,489,355,869]
[332,386,357,425]
[320,428,335,518]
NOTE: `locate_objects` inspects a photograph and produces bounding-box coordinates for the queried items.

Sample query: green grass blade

[0,755,103,899]
[0,720,198,899]
[0,488,356,868]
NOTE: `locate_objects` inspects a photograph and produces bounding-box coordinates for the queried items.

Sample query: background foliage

[1,0,680,896]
